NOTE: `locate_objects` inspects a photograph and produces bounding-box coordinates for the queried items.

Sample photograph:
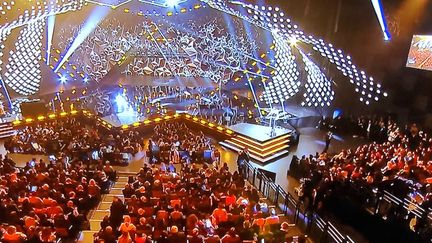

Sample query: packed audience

[5,117,146,165]
[291,121,432,240]
[95,162,304,243]
[0,153,116,242]
[148,122,219,165]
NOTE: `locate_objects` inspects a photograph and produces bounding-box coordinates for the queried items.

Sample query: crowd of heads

[148,122,218,165]
[96,162,304,243]
[0,152,116,242]
[292,120,432,239]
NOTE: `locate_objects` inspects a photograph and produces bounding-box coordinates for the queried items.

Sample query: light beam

[371,0,391,41]
[46,15,55,65]
[54,6,110,72]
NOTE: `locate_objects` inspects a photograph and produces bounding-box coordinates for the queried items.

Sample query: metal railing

[242,161,356,243]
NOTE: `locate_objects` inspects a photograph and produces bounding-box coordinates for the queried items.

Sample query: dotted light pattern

[0,1,84,37]
[4,20,44,95]
[299,50,334,107]
[205,0,386,105]
[261,32,299,104]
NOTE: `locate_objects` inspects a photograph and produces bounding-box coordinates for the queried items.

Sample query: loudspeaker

[20,102,49,117]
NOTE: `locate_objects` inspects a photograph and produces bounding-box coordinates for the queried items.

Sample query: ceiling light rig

[205,0,386,106]
[299,49,334,107]
[4,19,44,96]
[260,31,299,105]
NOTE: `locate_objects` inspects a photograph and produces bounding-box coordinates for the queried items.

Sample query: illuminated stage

[220,123,292,164]
[101,110,145,128]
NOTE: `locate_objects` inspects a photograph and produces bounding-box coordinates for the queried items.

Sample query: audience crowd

[291,121,432,240]
[95,162,304,243]
[148,122,219,165]
[0,152,117,242]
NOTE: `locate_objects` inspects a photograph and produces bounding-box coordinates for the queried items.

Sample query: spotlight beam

[46,15,55,65]
[54,6,110,72]
[370,0,391,40]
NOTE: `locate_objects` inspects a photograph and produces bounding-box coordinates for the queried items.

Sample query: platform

[219,123,292,164]
[101,110,146,128]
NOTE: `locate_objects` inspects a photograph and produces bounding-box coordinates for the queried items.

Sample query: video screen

[406,35,432,71]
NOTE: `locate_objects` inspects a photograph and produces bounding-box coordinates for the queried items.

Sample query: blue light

[54,6,110,72]
[115,94,129,113]
[371,0,391,41]
[83,77,89,83]
[59,75,68,83]
[166,0,179,7]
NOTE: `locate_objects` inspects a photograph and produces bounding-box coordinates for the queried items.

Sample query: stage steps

[78,175,129,242]
[219,141,289,164]
[0,122,16,139]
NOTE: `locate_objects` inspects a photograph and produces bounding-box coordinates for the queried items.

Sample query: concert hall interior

[0,0,430,243]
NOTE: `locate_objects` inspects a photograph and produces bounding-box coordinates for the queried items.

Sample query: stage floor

[101,110,146,127]
[228,123,292,142]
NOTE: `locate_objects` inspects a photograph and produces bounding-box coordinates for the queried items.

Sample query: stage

[220,123,292,164]
[101,110,146,128]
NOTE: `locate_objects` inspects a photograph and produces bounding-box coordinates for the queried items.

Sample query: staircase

[220,133,290,164]
[78,173,133,242]
[0,122,15,139]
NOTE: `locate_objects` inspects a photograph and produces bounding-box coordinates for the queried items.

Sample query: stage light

[55,6,110,72]
[288,36,298,46]
[59,75,68,83]
[370,0,391,41]
[166,0,179,7]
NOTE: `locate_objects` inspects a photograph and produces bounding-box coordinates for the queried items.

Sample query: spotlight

[288,36,298,46]
[59,75,68,83]
[166,0,180,7]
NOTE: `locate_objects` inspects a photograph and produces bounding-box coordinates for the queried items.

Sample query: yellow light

[185,114,191,118]
[192,117,199,121]
[226,130,234,134]
[70,110,78,115]
[174,113,180,118]
[25,118,33,123]
[12,120,21,125]
[122,125,129,129]
[133,122,140,127]
[208,123,215,127]
[164,116,172,120]
[154,118,162,122]
[167,12,173,16]
[260,53,266,58]
[200,120,206,124]
[124,8,130,13]
[48,114,56,119]
[37,116,45,121]
[194,4,201,9]
[144,120,151,124]
[60,112,67,117]
[217,126,224,131]
[180,8,187,13]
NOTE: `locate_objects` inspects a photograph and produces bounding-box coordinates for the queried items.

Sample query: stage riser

[230,137,289,155]
[0,122,15,139]
[219,141,289,164]
[233,134,291,149]
[223,139,289,157]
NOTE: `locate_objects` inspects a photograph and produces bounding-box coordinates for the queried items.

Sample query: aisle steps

[78,175,130,242]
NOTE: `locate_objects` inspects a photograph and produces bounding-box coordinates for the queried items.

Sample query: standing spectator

[237,148,250,175]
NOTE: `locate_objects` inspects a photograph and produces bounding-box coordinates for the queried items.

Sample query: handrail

[242,160,355,243]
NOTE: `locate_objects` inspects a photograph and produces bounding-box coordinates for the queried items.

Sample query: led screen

[406,35,432,71]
